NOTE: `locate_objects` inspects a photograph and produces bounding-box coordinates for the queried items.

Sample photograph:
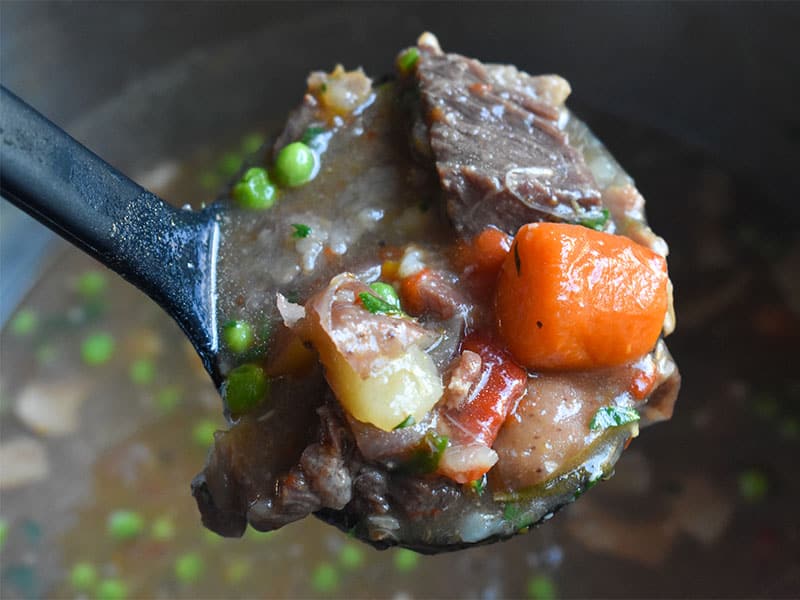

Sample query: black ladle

[0,86,223,385]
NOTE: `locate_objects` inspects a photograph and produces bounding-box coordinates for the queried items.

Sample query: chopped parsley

[579,208,610,231]
[470,475,488,495]
[403,432,449,473]
[503,503,534,529]
[358,283,404,316]
[291,223,312,238]
[301,126,326,147]
[589,405,640,432]
[393,415,416,430]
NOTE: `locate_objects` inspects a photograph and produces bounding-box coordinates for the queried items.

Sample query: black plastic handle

[0,85,221,383]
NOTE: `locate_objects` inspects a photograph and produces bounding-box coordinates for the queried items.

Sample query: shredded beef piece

[414,45,602,236]
[389,474,463,519]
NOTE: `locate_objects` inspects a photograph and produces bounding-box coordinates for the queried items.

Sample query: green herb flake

[393,415,416,430]
[579,208,610,231]
[470,475,488,495]
[397,47,420,73]
[301,126,326,147]
[70,562,97,591]
[359,292,401,315]
[589,405,640,432]
[10,309,37,336]
[503,503,534,529]
[311,562,339,593]
[359,283,405,316]
[527,574,557,600]
[738,468,768,503]
[129,358,155,385]
[404,432,449,473]
[291,223,312,239]
[174,552,204,584]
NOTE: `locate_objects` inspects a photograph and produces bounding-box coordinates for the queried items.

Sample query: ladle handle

[0,86,221,381]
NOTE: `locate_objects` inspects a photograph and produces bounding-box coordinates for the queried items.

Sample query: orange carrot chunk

[495,223,668,370]
[453,227,512,294]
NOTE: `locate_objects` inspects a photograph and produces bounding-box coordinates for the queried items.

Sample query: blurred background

[1,2,798,598]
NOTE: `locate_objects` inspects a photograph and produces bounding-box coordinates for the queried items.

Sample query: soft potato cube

[326,346,442,431]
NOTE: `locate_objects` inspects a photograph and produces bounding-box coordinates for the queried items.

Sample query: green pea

[393,548,419,572]
[10,309,37,336]
[241,133,265,155]
[274,142,316,187]
[192,420,218,448]
[369,282,401,309]
[222,320,253,354]
[151,516,175,541]
[96,579,127,600]
[155,386,182,413]
[223,364,269,415]
[338,544,363,570]
[218,153,242,177]
[232,167,277,210]
[310,562,339,593]
[107,510,144,541]
[81,332,115,366]
[175,552,204,584]
[129,358,155,385]
[70,562,97,591]
[527,575,557,600]
[76,270,107,298]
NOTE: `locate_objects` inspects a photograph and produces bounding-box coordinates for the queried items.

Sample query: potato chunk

[326,346,442,431]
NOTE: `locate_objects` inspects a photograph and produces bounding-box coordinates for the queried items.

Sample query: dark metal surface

[0,87,221,383]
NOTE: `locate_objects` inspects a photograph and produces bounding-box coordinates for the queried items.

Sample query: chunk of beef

[414,39,602,236]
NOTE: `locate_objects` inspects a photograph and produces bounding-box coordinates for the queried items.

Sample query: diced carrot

[400,268,432,316]
[453,227,512,292]
[442,337,527,447]
[381,260,400,280]
[629,355,658,400]
[495,223,668,370]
